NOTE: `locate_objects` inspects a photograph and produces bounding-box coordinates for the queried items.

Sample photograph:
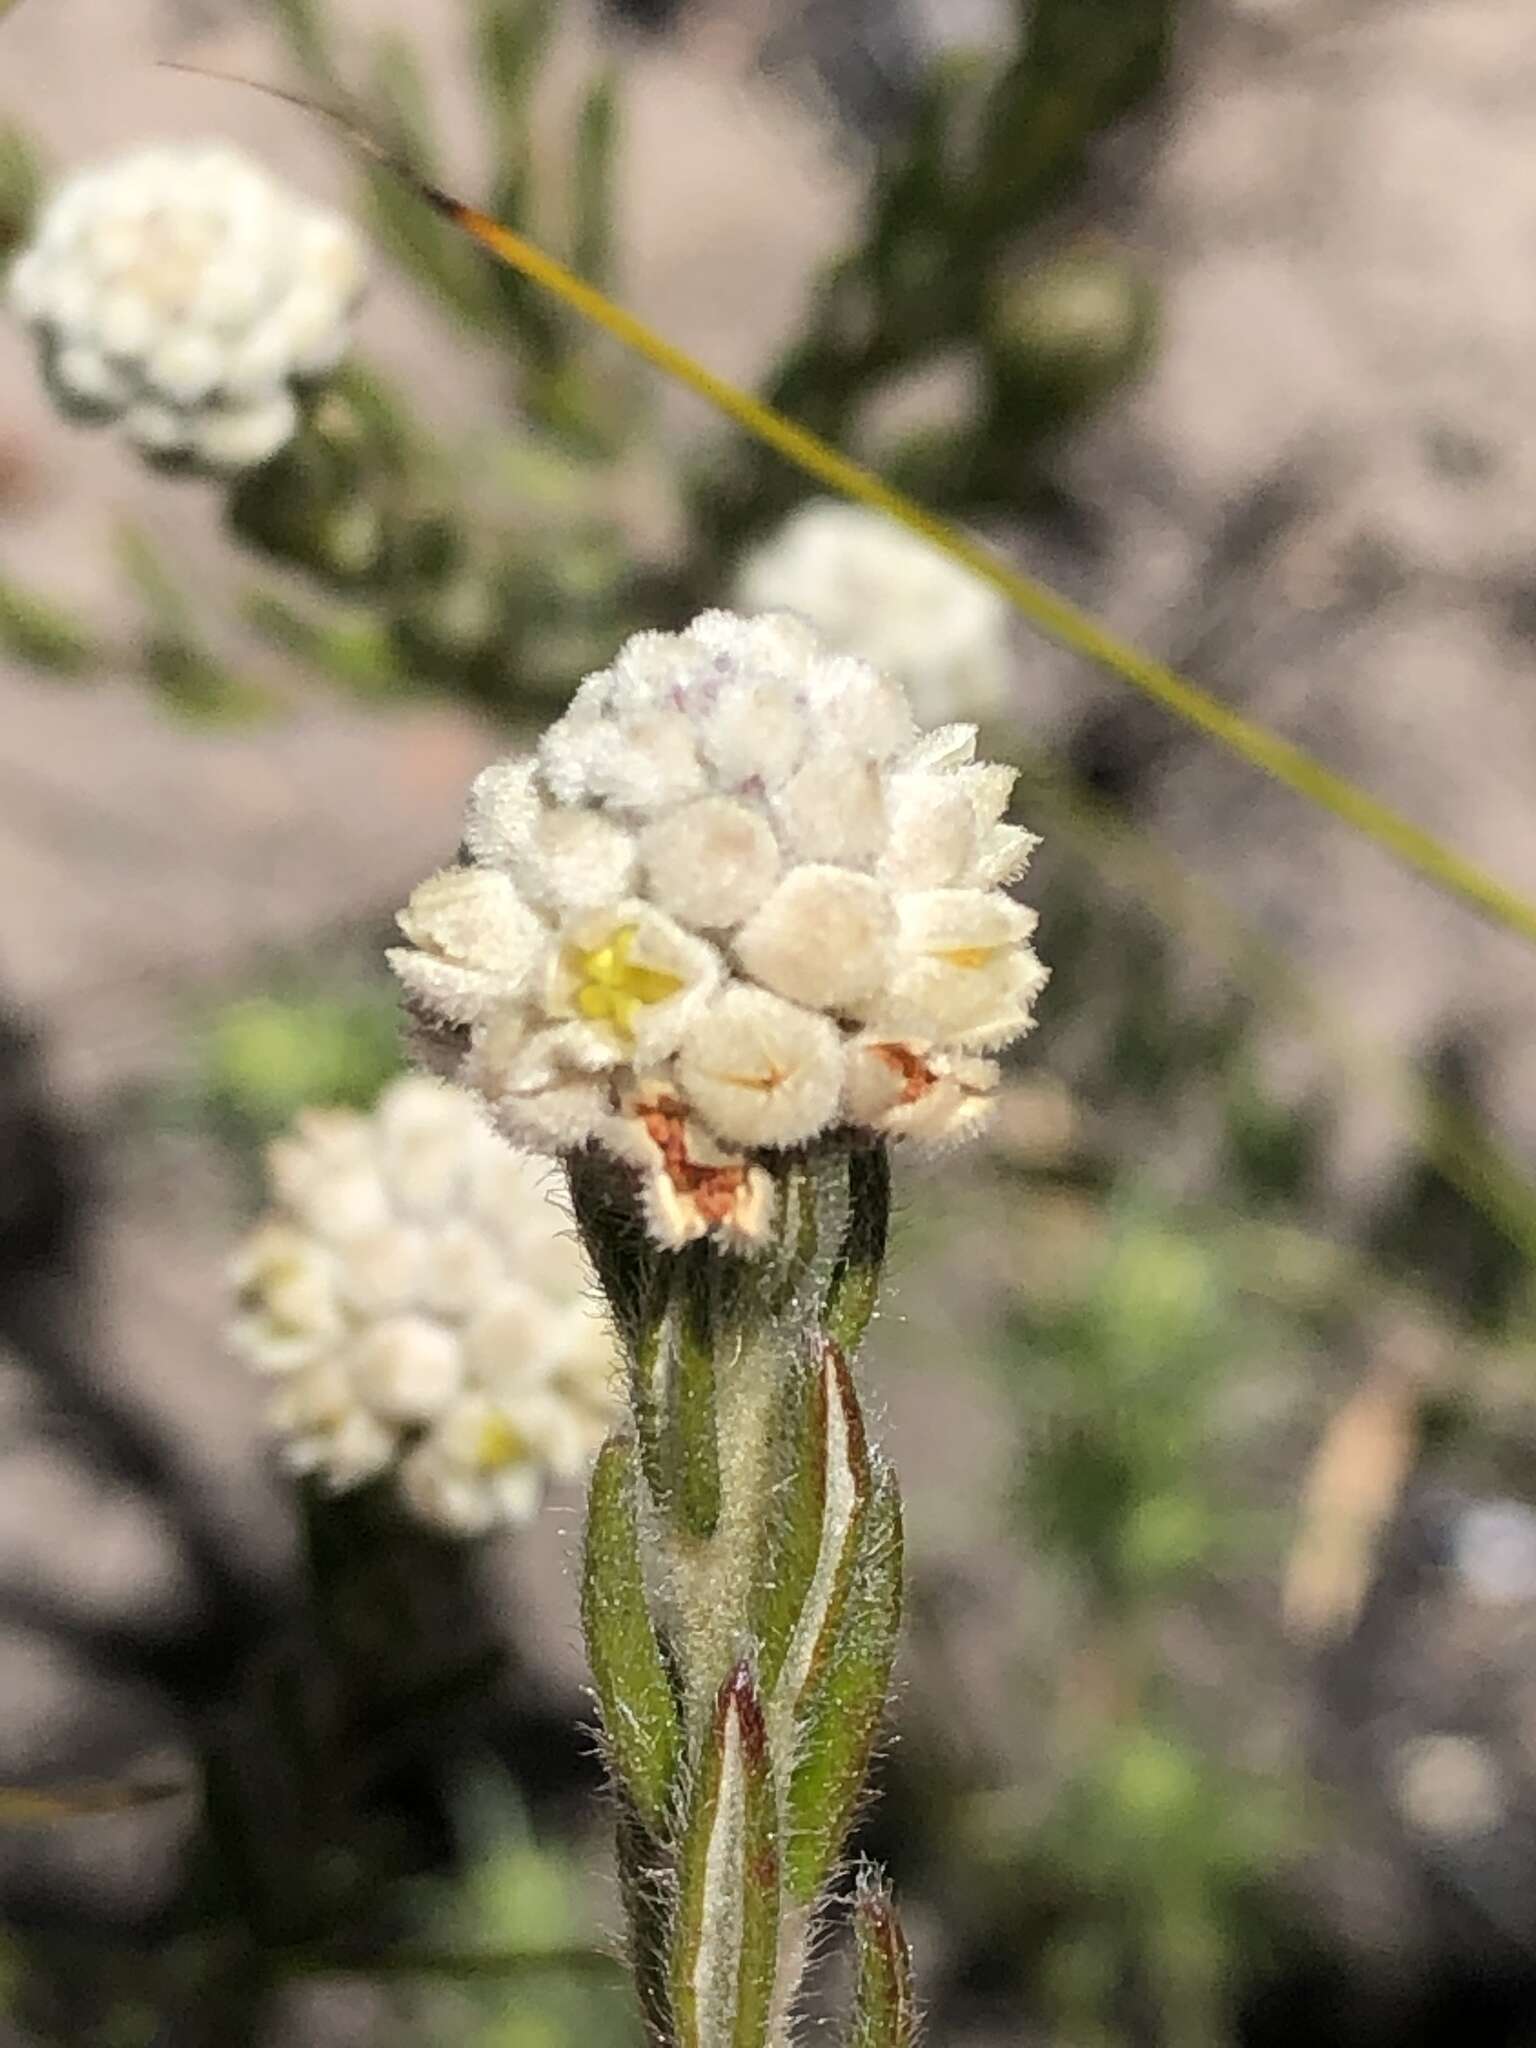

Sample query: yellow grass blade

[0,1776,187,1825]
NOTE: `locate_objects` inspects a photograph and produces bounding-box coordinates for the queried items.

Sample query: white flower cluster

[735,500,1013,727]
[6,141,366,472]
[229,1077,617,1536]
[390,609,1046,1252]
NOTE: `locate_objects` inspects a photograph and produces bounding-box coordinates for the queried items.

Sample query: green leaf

[614,1801,676,2043]
[114,520,189,628]
[666,1245,722,1539]
[669,1664,780,2048]
[0,573,95,675]
[842,1871,917,2048]
[0,121,44,258]
[823,1146,891,1355]
[571,70,619,288]
[784,1469,903,1903]
[268,0,338,82]
[361,166,498,330]
[753,1345,829,1700]
[756,1338,873,1717]
[581,1436,682,1834]
[367,29,441,179]
[142,635,273,724]
[476,0,559,156]
[243,589,400,694]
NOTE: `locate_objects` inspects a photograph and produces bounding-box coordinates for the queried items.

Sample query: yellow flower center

[475,1413,530,1471]
[570,925,685,1040]
[937,945,1001,970]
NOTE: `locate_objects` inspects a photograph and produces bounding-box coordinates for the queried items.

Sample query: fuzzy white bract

[6,141,366,472]
[390,610,1046,1251]
[229,1076,617,1536]
[735,500,1013,726]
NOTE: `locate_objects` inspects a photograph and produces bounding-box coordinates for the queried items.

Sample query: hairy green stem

[574,1140,908,2048]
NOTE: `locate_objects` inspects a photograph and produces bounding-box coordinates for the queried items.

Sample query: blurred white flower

[230,1076,618,1535]
[390,611,1046,1249]
[735,500,1013,726]
[6,140,366,472]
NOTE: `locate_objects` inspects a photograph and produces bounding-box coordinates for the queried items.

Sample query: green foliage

[197,984,403,1152]
[582,1436,683,1835]
[0,571,95,675]
[1009,1205,1243,1607]
[0,117,41,257]
[574,1147,904,2047]
[843,1874,917,2048]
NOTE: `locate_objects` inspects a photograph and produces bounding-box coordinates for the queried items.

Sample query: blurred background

[4,0,1536,2042]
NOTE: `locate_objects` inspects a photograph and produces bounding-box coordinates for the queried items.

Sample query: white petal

[336,1224,426,1318]
[640,796,780,931]
[462,1286,568,1391]
[955,762,1018,828]
[735,867,891,1012]
[6,250,51,325]
[399,1447,499,1535]
[123,401,192,456]
[696,675,808,792]
[95,288,157,359]
[878,773,980,890]
[773,746,887,866]
[50,342,129,413]
[375,1074,482,1213]
[803,651,915,759]
[675,985,844,1146]
[389,947,510,1031]
[193,390,298,470]
[398,868,547,985]
[465,1018,616,1152]
[416,1220,504,1319]
[870,889,1047,1048]
[273,281,353,378]
[971,824,1039,888]
[222,317,297,399]
[146,327,225,406]
[465,759,539,868]
[348,1314,463,1423]
[899,723,978,774]
[515,806,638,915]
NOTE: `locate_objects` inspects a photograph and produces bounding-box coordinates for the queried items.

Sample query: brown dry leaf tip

[720,1660,769,1762]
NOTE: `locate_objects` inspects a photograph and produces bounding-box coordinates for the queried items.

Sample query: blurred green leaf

[367,28,441,179]
[571,71,618,288]
[0,573,95,676]
[243,589,401,694]
[476,0,559,159]
[268,0,338,82]
[142,635,273,724]
[0,120,43,257]
[201,989,402,1143]
[363,164,501,331]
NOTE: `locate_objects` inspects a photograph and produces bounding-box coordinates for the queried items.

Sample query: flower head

[229,1076,618,1535]
[390,611,1046,1250]
[7,141,366,472]
[735,500,1013,727]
